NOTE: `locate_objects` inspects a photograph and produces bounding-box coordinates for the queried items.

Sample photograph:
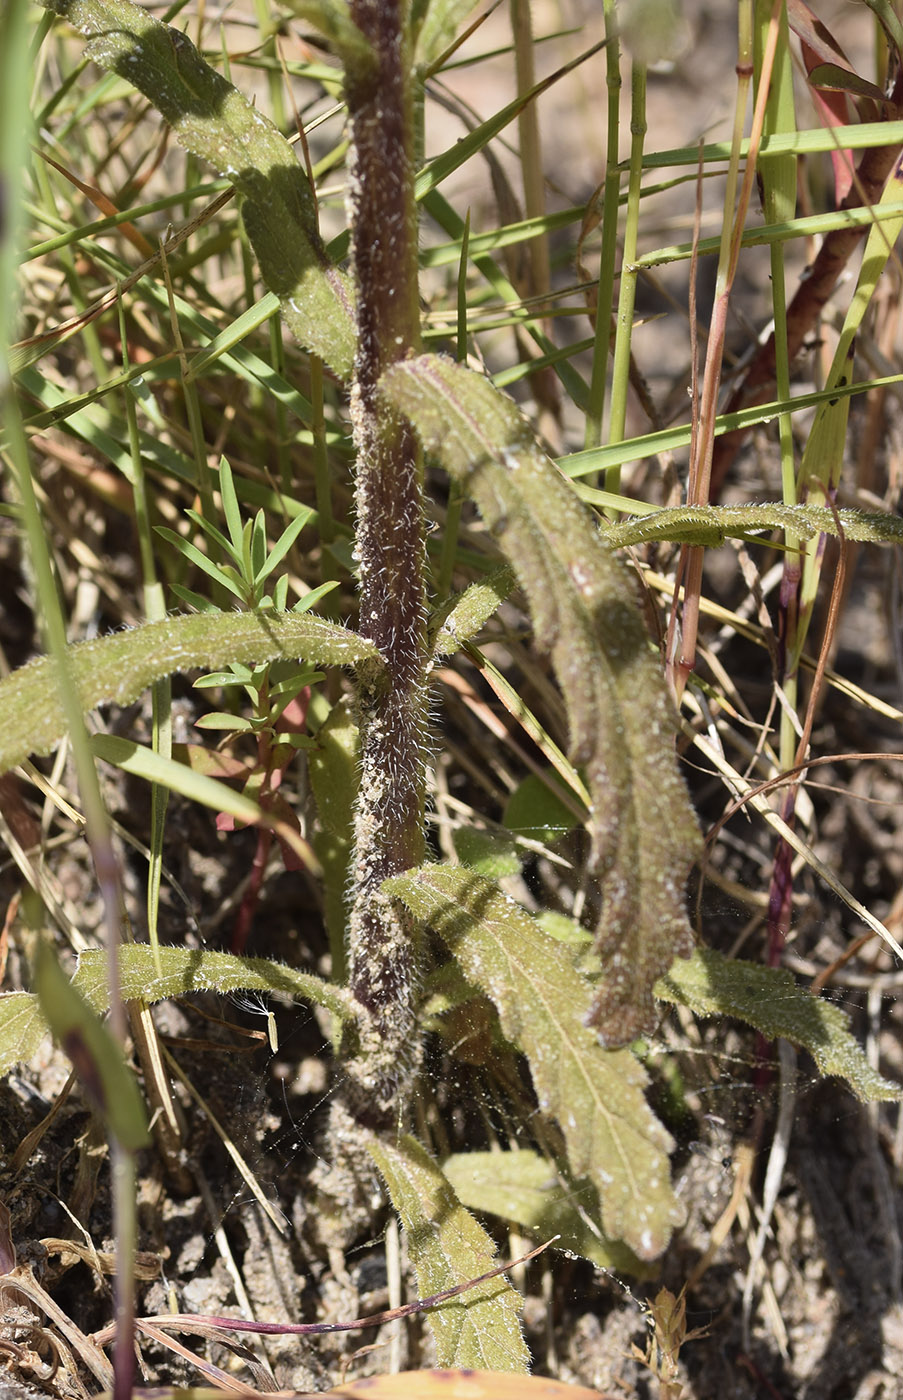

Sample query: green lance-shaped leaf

[367,1132,530,1373]
[452,827,521,879]
[430,564,517,660]
[442,1149,649,1275]
[0,610,380,777]
[503,773,579,847]
[655,947,901,1103]
[600,501,903,550]
[0,946,356,1078]
[382,355,699,1046]
[386,865,685,1259]
[39,0,355,377]
[806,62,889,103]
[74,945,356,1024]
[34,939,150,1152]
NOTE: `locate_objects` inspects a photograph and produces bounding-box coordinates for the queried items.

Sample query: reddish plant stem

[96,1240,555,1347]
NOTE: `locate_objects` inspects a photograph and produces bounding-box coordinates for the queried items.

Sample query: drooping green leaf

[0,610,380,777]
[382,355,699,1046]
[34,939,150,1151]
[806,62,888,104]
[655,947,901,1103]
[385,864,685,1258]
[599,501,903,550]
[74,945,356,1024]
[367,1132,530,1372]
[442,1149,648,1275]
[39,0,355,377]
[0,945,355,1078]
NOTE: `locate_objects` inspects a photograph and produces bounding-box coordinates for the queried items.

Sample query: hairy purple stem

[344,0,427,1125]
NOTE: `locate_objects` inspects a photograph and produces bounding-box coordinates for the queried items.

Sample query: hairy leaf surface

[600,500,903,548]
[75,945,355,1022]
[0,611,379,776]
[310,697,360,980]
[39,0,355,376]
[34,940,150,1151]
[656,947,901,1102]
[431,565,516,659]
[383,355,698,1044]
[386,865,685,1258]
[0,993,52,1079]
[0,946,355,1078]
[367,1133,529,1372]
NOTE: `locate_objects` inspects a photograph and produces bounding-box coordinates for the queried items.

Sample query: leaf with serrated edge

[386,865,685,1258]
[0,947,356,1077]
[382,355,698,1045]
[656,948,901,1102]
[40,0,355,377]
[0,610,380,778]
[367,1133,529,1372]
[442,1149,649,1275]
